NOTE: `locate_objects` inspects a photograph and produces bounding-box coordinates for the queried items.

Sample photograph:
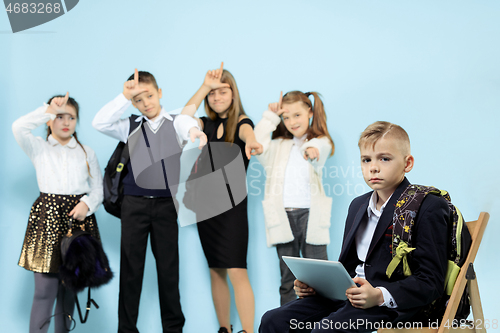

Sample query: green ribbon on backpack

[386,241,416,278]
[444,260,461,295]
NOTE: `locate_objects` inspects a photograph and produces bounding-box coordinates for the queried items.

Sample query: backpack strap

[129,114,141,134]
[117,115,142,170]
[386,184,465,295]
[444,202,465,295]
[74,288,99,324]
[386,184,443,278]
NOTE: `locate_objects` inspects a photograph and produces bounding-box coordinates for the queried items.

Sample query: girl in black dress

[182,62,262,333]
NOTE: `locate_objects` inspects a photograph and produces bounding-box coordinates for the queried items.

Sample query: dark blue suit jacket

[338,178,449,319]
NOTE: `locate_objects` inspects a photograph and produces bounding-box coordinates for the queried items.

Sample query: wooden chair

[379,212,489,333]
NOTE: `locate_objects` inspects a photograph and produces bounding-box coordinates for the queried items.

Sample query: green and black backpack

[386,184,472,321]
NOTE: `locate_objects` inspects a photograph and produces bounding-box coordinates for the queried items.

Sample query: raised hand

[268,91,287,116]
[293,279,316,298]
[47,92,69,114]
[245,140,263,160]
[203,62,230,91]
[304,147,320,161]
[189,127,208,149]
[123,68,149,100]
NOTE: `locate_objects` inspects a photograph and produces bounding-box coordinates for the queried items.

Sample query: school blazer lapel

[366,178,410,259]
[339,197,370,262]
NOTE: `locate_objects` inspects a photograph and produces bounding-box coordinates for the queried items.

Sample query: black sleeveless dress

[197,116,254,268]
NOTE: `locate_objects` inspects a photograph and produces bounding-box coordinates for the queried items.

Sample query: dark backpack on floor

[59,220,114,324]
[103,115,140,218]
[386,184,472,322]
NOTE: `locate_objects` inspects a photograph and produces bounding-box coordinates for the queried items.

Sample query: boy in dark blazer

[260,121,449,332]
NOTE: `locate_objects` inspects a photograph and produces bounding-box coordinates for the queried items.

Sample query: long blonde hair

[271,91,334,156]
[204,69,246,143]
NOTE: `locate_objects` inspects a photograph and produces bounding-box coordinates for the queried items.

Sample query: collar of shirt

[292,134,307,147]
[47,135,78,148]
[135,107,173,125]
[367,191,392,218]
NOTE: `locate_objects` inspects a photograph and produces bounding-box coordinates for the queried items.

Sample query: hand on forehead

[281,101,310,114]
[211,86,230,92]
[55,104,77,117]
[56,110,76,117]
[132,86,152,100]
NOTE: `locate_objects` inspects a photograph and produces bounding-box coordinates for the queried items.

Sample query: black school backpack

[103,115,140,218]
[386,184,472,322]
[59,219,113,325]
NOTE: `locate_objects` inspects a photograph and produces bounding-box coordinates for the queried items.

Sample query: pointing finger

[63,92,69,104]
[134,68,139,86]
[199,134,207,149]
[245,146,251,160]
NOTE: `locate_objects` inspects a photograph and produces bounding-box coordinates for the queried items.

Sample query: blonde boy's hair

[358,121,411,155]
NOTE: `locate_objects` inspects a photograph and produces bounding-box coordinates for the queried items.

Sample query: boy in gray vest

[93,69,206,333]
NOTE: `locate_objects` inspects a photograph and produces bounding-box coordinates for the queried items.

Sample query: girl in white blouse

[254,91,335,306]
[12,93,103,333]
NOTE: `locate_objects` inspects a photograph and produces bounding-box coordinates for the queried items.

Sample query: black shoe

[218,326,233,333]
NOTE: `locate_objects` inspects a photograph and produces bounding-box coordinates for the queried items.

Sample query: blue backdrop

[1,1,499,331]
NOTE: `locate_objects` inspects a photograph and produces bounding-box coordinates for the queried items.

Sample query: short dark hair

[127,71,158,90]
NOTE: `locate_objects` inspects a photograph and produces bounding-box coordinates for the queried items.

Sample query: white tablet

[282,256,356,301]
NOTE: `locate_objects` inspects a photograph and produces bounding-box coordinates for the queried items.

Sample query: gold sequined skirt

[18,193,101,273]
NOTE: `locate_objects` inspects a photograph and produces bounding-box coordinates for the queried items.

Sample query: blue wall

[1,1,499,331]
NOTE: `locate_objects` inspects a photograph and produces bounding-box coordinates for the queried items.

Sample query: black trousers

[259,296,398,333]
[118,195,184,333]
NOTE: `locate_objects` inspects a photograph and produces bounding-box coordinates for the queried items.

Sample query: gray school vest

[126,116,183,195]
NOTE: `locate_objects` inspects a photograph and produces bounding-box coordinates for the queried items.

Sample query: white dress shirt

[12,105,103,215]
[283,134,311,208]
[92,93,199,145]
[355,191,398,308]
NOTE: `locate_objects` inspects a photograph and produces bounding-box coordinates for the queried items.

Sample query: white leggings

[29,273,75,333]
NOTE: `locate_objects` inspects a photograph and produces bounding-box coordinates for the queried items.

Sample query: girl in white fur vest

[254,91,334,305]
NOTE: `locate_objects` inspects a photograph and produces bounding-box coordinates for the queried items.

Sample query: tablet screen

[282,256,356,301]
